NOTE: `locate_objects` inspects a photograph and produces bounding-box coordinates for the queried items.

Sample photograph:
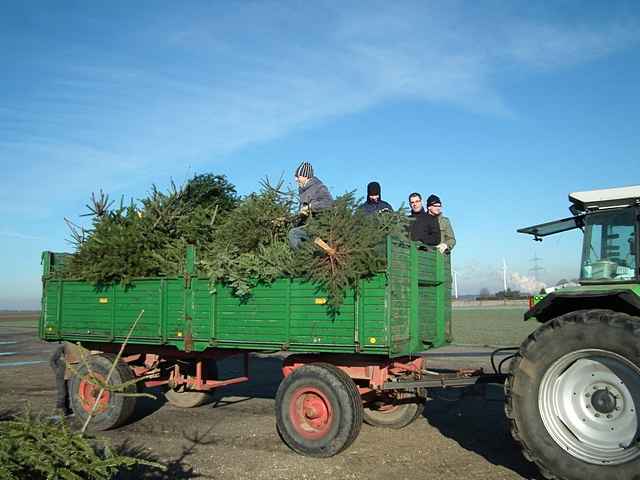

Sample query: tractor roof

[569,185,640,211]
[519,185,640,240]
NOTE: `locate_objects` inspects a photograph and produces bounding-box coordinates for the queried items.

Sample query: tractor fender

[525,289,640,323]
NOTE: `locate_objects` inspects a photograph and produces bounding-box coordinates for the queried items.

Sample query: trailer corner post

[409,241,419,354]
[184,245,196,353]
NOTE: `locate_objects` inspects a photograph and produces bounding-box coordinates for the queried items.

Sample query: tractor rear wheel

[506,309,640,480]
[69,353,137,431]
[275,363,363,457]
[363,393,423,429]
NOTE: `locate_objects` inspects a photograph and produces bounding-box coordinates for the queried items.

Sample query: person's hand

[271,216,288,226]
[436,243,448,254]
[299,205,311,217]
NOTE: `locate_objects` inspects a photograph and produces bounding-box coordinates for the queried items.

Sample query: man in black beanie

[407,193,455,253]
[360,181,393,215]
[425,194,456,253]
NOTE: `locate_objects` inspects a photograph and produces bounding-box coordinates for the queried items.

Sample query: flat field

[451,306,539,347]
[0,307,544,480]
[0,311,39,328]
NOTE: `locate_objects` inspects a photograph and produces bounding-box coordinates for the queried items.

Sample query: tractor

[513,185,640,479]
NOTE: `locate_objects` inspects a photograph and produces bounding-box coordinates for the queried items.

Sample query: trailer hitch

[381,368,506,391]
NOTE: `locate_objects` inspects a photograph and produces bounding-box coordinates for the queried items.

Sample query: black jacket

[360,199,393,215]
[408,210,441,245]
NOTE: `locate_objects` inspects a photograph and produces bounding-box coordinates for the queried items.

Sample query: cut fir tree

[59,174,409,312]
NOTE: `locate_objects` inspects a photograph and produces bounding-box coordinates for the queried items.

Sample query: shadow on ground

[423,383,543,479]
[128,386,167,424]
[124,354,284,423]
[115,428,219,479]
[119,355,546,478]
[209,354,283,404]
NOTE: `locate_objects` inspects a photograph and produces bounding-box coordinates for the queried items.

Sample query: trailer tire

[363,393,424,429]
[165,387,211,408]
[506,309,640,480]
[69,353,137,431]
[275,363,363,457]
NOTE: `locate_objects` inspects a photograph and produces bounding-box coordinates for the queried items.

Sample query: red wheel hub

[78,373,111,413]
[289,387,333,439]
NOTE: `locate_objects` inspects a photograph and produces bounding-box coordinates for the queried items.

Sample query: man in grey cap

[288,161,334,248]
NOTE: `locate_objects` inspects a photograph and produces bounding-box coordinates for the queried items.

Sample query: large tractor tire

[506,309,640,480]
[69,353,137,431]
[275,363,363,457]
[363,392,424,429]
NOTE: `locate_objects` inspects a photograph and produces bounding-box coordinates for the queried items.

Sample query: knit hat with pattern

[294,162,314,178]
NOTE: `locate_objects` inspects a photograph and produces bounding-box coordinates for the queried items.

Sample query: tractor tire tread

[505,309,640,480]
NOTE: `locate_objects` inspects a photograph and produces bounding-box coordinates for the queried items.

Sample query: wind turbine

[502,258,508,292]
[452,270,459,299]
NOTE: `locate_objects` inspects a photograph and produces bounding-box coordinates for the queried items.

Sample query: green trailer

[40,237,458,457]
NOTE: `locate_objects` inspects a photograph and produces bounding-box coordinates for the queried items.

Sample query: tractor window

[581,209,637,281]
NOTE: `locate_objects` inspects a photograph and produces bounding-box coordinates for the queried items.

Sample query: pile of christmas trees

[60,174,408,311]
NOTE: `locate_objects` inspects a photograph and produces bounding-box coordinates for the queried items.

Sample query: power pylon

[529,253,545,281]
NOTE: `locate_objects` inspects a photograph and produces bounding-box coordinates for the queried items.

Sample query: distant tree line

[476,288,529,300]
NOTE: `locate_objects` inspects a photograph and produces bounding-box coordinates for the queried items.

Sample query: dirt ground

[0,319,544,480]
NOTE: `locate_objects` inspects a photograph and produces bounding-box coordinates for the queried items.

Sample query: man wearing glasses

[408,192,455,254]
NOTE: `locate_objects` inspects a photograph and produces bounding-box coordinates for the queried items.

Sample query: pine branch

[82,190,114,218]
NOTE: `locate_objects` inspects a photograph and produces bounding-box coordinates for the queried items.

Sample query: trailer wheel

[165,387,211,408]
[275,363,363,457]
[506,309,640,480]
[69,353,137,431]
[363,393,424,429]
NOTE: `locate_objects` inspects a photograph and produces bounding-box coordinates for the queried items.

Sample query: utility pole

[530,253,545,281]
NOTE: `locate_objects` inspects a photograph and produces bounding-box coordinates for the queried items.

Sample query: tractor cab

[519,185,640,283]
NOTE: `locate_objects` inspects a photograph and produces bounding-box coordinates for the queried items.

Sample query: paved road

[0,324,543,480]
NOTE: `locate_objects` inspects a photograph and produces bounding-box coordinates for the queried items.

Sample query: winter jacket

[299,176,333,213]
[409,211,456,251]
[408,210,433,245]
[360,199,393,215]
[438,215,456,251]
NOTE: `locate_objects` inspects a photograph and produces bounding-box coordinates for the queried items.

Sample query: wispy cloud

[0,231,45,241]
[0,1,638,221]
[3,2,637,170]
[504,22,639,69]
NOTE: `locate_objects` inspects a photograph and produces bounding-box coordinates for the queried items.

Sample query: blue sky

[1,1,640,308]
